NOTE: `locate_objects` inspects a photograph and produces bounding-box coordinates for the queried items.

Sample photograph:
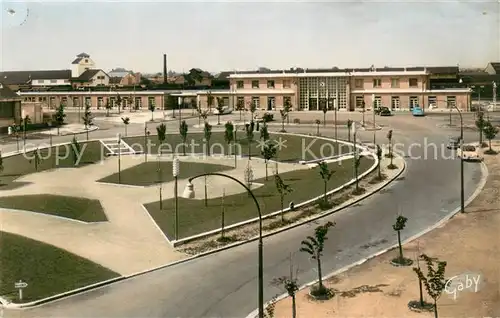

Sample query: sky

[1,0,499,73]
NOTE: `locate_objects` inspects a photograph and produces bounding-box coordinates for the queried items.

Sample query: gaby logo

[444,272,482,300]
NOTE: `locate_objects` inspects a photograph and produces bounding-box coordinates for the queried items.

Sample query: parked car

[457,144,483,161]
[213,107,233,115]
[446,136,461,150]
[412,106,425,116]
[379,107,392,116]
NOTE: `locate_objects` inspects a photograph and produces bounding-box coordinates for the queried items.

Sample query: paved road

[2,113,486,318]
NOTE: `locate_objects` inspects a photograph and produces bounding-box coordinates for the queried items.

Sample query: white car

[457,145,483,161]
[213,107,233,115]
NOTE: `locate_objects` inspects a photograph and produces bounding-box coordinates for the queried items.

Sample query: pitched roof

[489,62,500,73]
[77,53,90,58]
[0,83,20,99]
[72,53,91,64]
[427,66,459,74]
[109,76,122,84]
[0,70,71,85]
[77,69,103,81]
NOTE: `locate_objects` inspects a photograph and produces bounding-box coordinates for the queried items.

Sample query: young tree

[249,101,257,123]
[121,117,130,136]
[413,254,447,318]
[322,104,327,127]
[271,253,299,318]
[31,148,42,171]
[224,121,234,162]
[207,92,214,112]
[376,144,383,179]
[149,101,156,121]
[179,120,189,156]
[386,129,394,166]
[483,121,499,154]
[21,115,31,145]
[245,123,254,160]
[317,161,334,205]
[315,119,321,136]
[216,97,225,125]
[116,94,123,114]
[274,173,293,223]
[283,98,292,125]
[201,110,209,123]
[156,123,167,155]
[475,111,486,146]
[53,103,66,135]
[244,161,254,195]
[105,98,112,117]
[353,151,363,193]
[300,221,336,297]
[392,215,412,266]
[260,123,270,142]
[262,143,277,180]
[347,119,353,142]
[82,102,93,141]
[70,136,81,166]
[236,98,245,121]
[279,109,288,132]
[204,122,212,156]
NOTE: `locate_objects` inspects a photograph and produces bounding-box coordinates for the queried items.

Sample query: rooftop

[0,70,71,85]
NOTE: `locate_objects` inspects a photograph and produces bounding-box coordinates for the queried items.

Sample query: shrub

[317,200,333,210]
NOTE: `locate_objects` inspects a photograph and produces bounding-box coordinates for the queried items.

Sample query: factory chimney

[163,54,167,84]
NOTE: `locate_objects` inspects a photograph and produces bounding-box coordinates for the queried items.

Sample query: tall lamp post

[172,157,180,240]
[451,105,465,213]
[182,172,264,318]
[118,133,122,184]
[371,93,376,145]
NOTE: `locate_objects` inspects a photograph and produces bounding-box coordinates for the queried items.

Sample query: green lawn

[0,194,107,222]
[0,141,106,189]
[98,161,233,187]
[123,132,349,163]
[144,157,374,240]
[0,232,119,303]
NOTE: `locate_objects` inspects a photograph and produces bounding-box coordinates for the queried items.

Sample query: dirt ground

[273,142,500,318]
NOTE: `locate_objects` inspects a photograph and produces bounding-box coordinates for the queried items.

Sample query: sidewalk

[273,142,499,318]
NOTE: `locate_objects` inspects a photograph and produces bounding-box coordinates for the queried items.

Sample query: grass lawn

[144,157,374,240]
[0,194,107,222]
[0,140,105,189]
[0,232,119,302]
[124,132,349,163]
[98,161,233,187]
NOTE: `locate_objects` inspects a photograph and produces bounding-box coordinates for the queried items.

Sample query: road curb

[244,161,489,318]
[2,145,400,310]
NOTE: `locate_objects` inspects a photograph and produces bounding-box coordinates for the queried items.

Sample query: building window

[50,79,57,84]
[38,80,45,84]
[73,97,79,107]
[236,96,245,109]
[409,96,419,109]
[374,96,381,108]
[267,80,275,89]
[446,96,456,108]
[283,96,292,107]
[428,96,437,107]
[391,96,400,110]
[85,59,88,63]
[355,96,364,108]
[267,96,275,110]
[252,96,260,109]
[373,78,382,88]
[409,78,418,88]
[148,97,155,108]
[354,79,364,88]
[391,78,400,88]
[237,81,244,89]
[97,97,103,108]
[252,80,259,89]
[61,97,67,105]
[283,80,291,88]
[84,97,91,107]
[135,97,142,109]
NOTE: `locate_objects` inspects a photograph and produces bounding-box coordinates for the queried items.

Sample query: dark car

[379,107,392,116]
[446,136,461,149]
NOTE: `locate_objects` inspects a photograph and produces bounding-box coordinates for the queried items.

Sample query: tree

[204,122,212,156]
[475,111,486,146]
[386,129,394,167]
[31,148,42,171]
[70,136,81,166]
[216,97,225,125]
[262,142,277,180]
[271,253,299,318]
[249,100,257,123]
[156,123,167,154]
[353,151,363,193]
[105,98,112,116]
[322,104,327,127]
[279,109,288,132]
[283,98,292,125]
[376,144,383,179]
[116,94,122,114]
[483,121,499,154]
[82,102,93,141]
[149,101,156,121]
[179,120,188,156]
[274,173,293,223]
[315,119,321,136]
[21,115,31,145]
[53,103,66,135]
[317,161,334,206]
[300,221,335,298]
[260,123,270,142]
[347,119,353,142]
[413,254,447,318]
[121,117,130,136]
[236,98,245,121]
[207,92,214,112]
[224,121,234,161]
[392,215,412,266]
[245,123,254,160]
[200,110,209,123]
[244,161,254,195]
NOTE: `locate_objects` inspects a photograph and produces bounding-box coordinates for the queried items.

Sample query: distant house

[0,70,72,91]
[71,52,96,78]
[485,62,500,75]
[108,68,132,78]
[72,69,110,88]
[109,72,141,87]
[0,83,22,128]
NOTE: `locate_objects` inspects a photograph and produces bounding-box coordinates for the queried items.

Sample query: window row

[39,96,157,108]
[354,95,457,109]
[236,80,292,89]
[354,77,420,89]
[235,96,292,110]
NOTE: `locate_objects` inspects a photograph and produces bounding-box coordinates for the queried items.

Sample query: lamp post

[333,99,338,142]
[118,133,122,184]
[450,105,465,213]
[182,172,264,318]
[371,93,376,145]
[173,157,180,240]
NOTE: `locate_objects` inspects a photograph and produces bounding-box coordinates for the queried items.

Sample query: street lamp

[172,157,180,240]
[371,93,376,145]
[450,105,465,213]
[182,172,264,318]
[118,133,122,184]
